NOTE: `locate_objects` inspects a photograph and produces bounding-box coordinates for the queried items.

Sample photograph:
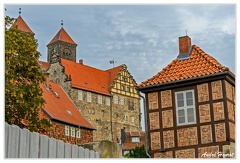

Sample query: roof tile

[11,16,34,34]
[48,27,77,45]
[138,45,229,87]
[60,59,124,96]
[41,81,95,129]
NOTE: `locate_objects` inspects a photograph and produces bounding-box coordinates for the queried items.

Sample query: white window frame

[120,98,124,105]
[65,125,69,136]
[76,128,81,138]
[106,97,110,106]
[78,90,83,100]
[175,89,196,126]
[87,92,92,102]
[131,137,140,143]
[71,127,75,137]
[131,117,135,123]
[98,94,102,104]
[113,95,118,104]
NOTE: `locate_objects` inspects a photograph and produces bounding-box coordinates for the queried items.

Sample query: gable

[109,65,139,98]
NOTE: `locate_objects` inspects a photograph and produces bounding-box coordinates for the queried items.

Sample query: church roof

[11,15,34,35]
[59,59,126,96]
[41,81,95,130]
[61,59,112,96]
[48,27,77,45]
[138,45,230,88]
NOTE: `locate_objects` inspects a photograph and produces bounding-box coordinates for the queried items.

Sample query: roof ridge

[62,58,108,72]
[138,44,230,87]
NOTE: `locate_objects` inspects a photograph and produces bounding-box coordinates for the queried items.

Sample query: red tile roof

[11,16,34,34]
[105,65,122,87]
[48,27,77,45]
[41,81,95,130]
[123,131,145,150]
[61,59,114,96]
[38,61,50,70]
[138,45,229,87]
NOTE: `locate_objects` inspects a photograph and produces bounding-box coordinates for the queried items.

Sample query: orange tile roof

[11,16,34,35]
[48,27,77,45]
[138,45,229,87]
[105,65,122,87]
[60,59,113,96]
[41,81,95,130]
[38,61,50,70]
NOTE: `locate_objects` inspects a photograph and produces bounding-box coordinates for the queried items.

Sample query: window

[65,125,69,136]
[78,90,83,100]
[175,90,196,126]
[114,113,118,119]
[70,127,75,137]
[106,97,110,106]
[120,98,124,105]
[128,100,134,110]
[98,95,102,104]
[76,128,81,138]
[131,117,135,123]
[125,115,129,121]
[131,137,140,143]
[126,87,130,92]
[121,85,125,91]
[113,95,118,104]
[123,77,128,82]
[101,110,105,117]
[87,92,91,102]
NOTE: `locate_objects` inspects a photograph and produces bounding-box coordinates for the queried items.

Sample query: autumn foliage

[5,15,50,132]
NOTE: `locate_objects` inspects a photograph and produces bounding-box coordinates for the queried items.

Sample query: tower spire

[19,8,21,15]
[61,20,63,27]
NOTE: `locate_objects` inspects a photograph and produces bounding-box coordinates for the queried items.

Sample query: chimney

[177,35,192,60]
[79,59,83,65]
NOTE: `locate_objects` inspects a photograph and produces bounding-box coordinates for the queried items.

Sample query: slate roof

[41,81,95,130]
[48,27,77,45]
[138,45,229,87]
[11,15,34,34]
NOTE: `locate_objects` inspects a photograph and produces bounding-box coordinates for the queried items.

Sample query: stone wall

[80,140,123,158]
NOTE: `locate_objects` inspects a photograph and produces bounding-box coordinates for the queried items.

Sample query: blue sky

[3,2,237,132]
[5,4,236,84]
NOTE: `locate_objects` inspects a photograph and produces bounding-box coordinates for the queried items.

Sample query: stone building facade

[138,36,235,158]
[44,27,141,142]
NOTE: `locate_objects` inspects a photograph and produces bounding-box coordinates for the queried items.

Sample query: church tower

[47,26,77,62]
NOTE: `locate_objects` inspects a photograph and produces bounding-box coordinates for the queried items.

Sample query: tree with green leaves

[5,15,50,132]
[124,145,149,158]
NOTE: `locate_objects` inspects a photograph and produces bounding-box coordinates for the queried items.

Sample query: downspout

[139,94,151,158]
